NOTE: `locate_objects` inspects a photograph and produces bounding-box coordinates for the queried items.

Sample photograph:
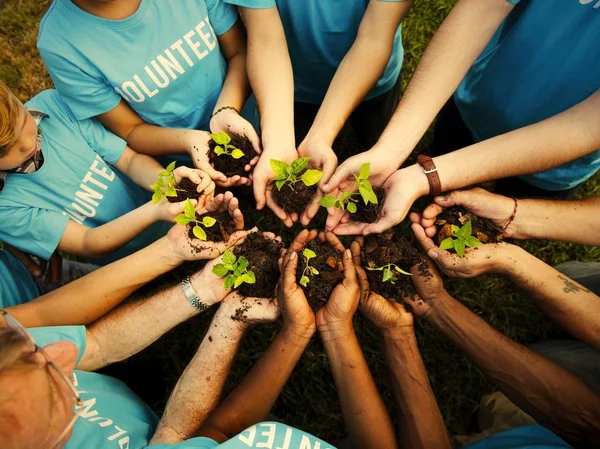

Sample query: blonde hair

[0,81,23,158]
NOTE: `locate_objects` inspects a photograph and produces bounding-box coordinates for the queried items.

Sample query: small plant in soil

[435,205,503,246]
[319,163,377,213]
[175,199,216,241]
[207,132,258,177]
[150,162,201,203]
[233,233,284,298]
[212,250,256,289]
[438,220,481,257]
[270,158,323,214]
[299,248,319,287]
[366,263,412,284]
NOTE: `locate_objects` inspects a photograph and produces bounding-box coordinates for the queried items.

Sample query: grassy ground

[2,0,599,442]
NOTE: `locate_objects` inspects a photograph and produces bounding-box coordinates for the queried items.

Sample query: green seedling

[319,163,378,213]
[174,199,216,241]
[150,161,180,203]
[299,248,319,287]
[212,250,257,289]
[366,263,412,284]
[270,157,323,191]
[211,132,244,159]
[439,220,482,257]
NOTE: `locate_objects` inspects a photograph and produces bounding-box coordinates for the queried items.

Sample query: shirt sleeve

[76,117,128,165]
[27,326,87,365]
[0,207,69,261]
[205,0,240,35]
[38,47,122,121]
[224,0,276,8]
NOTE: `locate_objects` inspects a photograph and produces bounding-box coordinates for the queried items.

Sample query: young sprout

[174,199,216,241]
[270,157,323,192]
[299,248,319,287]
[319,163,378,213]
[366,263,412,284]
[212,250,257,289]
[439,220,482,257]
[211,132,245,159]
[150,161,180,203]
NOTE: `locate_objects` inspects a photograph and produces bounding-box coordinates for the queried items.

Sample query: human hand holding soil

[209,107,261,164]
[277,250,317,338]
[413,188,517,240]
[404,255,447,317]
[316,249,360,339]
[411,220,514,279]
[351,240,414,331]
[332,165,429,236]
[219,291,280,326]
[251,147,298,227]
[171,166,216,205]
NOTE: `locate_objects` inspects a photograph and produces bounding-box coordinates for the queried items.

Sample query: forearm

[428,292,600,446]
[214,53,250,115]
[7,237,182,327]
[511,196,600,245]
[150,306,247,444]
[126,152,165,190]
[378,0,513,162]
[243,8,295,152]
[499,245,600,350]
[127,124,199,156]
[59,203,158,258]
[322,326,397,449]
[307,37,395,146]
[382,328,450,449]
[434,91,600,192]
[201,324,314,438]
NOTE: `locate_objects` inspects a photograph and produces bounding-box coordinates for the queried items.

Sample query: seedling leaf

[458,221,473,239]
[202,216,217,227]
[212,264,230,277]
[152,192,162,204]
[300,276,310,287]
[237,256,249,271]
[465,236,482,247]
[193,225,207,241]
[382,268,393,282]
[303,248,316,260]
[319,195,338,208]
[291,157,310,174]
[234,276,244,288]
[451,225,460,235]
[309,266,319,275]
[224,275,236,289]
[439,238,454,250]
[175,215,193,226]
[223,250,236,265]
[244,271,256,284]
[358,163,370,180]
[166,161,177,173]
[275,180,286,191]
[184,199,196,218]
[341,191,353,200]
[211,132,231,146]
[347,202,357,213]
[270,159,289,176]
[214,146,225,156]
[231,149,245,159]
[301,169,323,186]
[394,266,413,276]
[455,239,466,257]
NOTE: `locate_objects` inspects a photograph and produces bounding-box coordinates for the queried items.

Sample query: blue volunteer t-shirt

[0,90,170,265]
[463,424,571,449]
[0,249,40,308]
[455,0,600,190]
[226,0,404,104]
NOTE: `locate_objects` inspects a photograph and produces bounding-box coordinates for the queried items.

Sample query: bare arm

[427,290,600,447]
[5,237,181,327]
[383,328,451,449]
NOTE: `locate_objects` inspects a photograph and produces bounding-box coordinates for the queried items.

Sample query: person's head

[0,312,81,449]
[0,81,39,171]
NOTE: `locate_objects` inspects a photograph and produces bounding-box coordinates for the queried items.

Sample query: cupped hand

[411,221,513,279]
[404,253,446,317]
[220,291,280,325]
[413,188,517,240]
[332,165,428,236]
[210,108,262,163]
[197,191,245,231]
[277,250,317,335]
[172,166,216,206]
[316,249,360,333]
[351,240,413,330]
[252,148,298,227]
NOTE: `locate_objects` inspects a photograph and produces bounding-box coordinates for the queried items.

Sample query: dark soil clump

[167,178,201,203]
[187,212,237,242]
[208,132,257,177]
[434,206,503,245]
[297,240,344,312]
[362,231,421,299]
[271,170,318,215]
[233,232,284,298]
[352,187,385,223]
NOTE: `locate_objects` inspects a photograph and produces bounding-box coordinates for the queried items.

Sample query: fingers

[253,171,268,210]
[5,245,43,278]
[362,210,399,236]
[199,163,227,184]
[217,175,252,187]
[201,193,224,214]
[350,239,362,266]
[322,159,354,193]
[411,222,439,256]
[342,249,357,284]
[332,221,368,236]
[288,229,318,253]
[282,251,299,289]
[320,231,346,253]
[319,156,338,187]
[265,189,293,227]
[325,206,346,232]
[355,263,370,298]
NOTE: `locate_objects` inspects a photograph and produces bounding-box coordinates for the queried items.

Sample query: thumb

[363,211,398,235]
[342,249,356,283]
[246,127,262,155]
[322,162,352,193]
[283,251,299,289]
[319,157,338,187]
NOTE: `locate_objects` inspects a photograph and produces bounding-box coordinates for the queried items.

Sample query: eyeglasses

[0,310,84,449]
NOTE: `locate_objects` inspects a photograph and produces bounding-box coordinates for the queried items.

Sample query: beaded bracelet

[503,197,519,233]
[211,105,240,118]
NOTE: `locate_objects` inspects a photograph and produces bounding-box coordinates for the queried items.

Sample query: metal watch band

[181,276,210,312]
[417,154,442,196]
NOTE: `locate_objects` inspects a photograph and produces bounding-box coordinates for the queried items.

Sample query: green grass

[2,0,599,442]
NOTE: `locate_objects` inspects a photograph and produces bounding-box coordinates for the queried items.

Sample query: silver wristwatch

[181,276,210,312]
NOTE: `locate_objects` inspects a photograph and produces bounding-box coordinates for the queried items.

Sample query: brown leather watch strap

[417,154,441,196]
